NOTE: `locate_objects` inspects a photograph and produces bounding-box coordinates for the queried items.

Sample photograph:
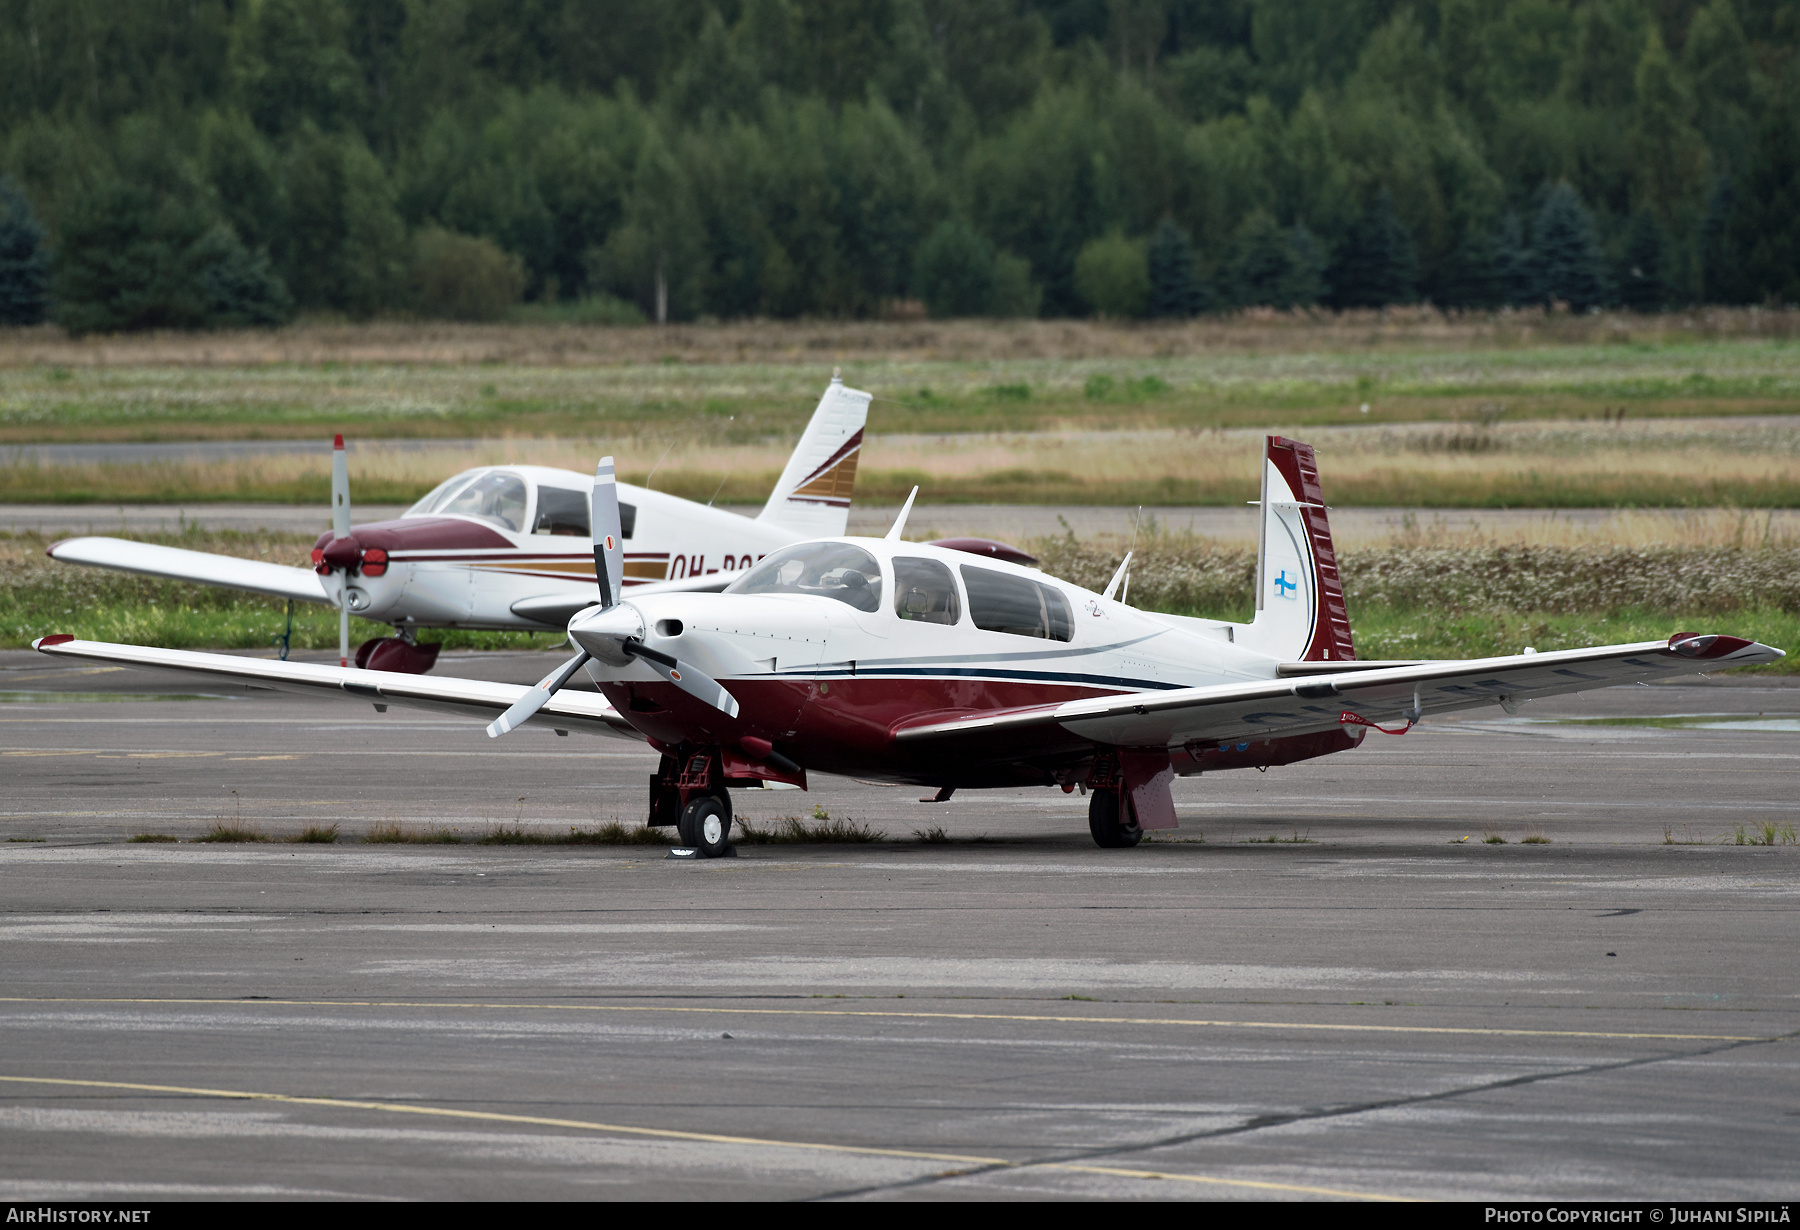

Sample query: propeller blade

[591,455,624,610]
[332,434,351,666]
[486,649,592,738]
[622,641,741,719]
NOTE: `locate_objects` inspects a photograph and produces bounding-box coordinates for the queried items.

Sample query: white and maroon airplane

[43,376,873,672]
[33,437,1783,854]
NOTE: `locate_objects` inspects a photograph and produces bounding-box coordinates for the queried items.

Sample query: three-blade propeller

[485,456,739,739]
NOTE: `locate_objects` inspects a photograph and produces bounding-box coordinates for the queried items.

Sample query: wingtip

[333,433,345,449]
[33,634,76,651]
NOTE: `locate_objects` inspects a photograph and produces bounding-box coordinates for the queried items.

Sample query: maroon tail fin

[1267,437,1355,662]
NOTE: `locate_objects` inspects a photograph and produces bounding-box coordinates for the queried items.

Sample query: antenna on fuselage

[1102,551,1132,602]
[885,486,919,541]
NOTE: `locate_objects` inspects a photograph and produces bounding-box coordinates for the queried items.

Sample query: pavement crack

[806,1030,1794,1201]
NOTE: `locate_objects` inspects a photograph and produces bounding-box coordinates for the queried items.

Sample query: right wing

[48,537,331,605]
[32,636,641,740]
[893,634,1784,761]
[509,568,746,627]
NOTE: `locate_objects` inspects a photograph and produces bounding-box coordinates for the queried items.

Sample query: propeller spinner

[485,456,739,739]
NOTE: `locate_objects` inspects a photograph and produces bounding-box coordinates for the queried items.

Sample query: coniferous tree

[0,177,51,325]
[913,219,996,318]
[1147,218,1209,317]
[1532,184,1611,311]
[1698,174,1740,303]
[1328,190,1418,308]
[1283,224,1329,308]
[1724,80,1800,305]
[1619,207,1672,311]
[1437,226,1506,309]
[1495,213,1537,307]
[1224,210,1291,308]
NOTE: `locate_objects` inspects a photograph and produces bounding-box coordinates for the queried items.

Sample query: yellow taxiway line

[0,995,1774,1043]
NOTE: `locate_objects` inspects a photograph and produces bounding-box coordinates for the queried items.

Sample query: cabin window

[727,542,882,613]
[619,502,637,539]
[442,471,528,532]
[892,557,960,625]
[961,566,1074,641]
[532,487,589,536]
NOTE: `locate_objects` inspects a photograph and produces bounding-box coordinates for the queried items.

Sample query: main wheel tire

[1088,788,1143,849]
[677,794,732,857]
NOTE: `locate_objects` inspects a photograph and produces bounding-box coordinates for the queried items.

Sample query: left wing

[32,636,641,740]
[894,634,1784,757]
[47,537,332,605]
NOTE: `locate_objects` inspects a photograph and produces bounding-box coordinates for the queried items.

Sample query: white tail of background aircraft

[756,374,870,538]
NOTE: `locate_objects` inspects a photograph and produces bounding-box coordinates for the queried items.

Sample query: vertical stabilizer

[757,375,871,537]
[1241,436,1355,662]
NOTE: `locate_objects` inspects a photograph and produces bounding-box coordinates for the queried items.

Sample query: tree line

[0,0,1796,332]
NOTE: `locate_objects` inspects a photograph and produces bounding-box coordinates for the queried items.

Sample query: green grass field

[6,529,1792,672]
[3,315,1798,446]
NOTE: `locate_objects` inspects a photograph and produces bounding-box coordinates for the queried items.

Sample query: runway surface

[1,650,1797,1200]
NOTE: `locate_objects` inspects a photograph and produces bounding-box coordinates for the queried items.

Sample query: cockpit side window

[961,565,1075,641]
[892,557,961,625]
[532,486,590,536]
[726,542,883,613]
[442,471,528,532]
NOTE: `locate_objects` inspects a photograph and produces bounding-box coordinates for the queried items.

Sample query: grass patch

[363,822,463,843]
[912,825,951,843]
[288,824,339,843]
[737,806,884,844]
[1483,832,1508,844]
[6,836,46,842]
[1243,831,1315,844]
[2,313,1798,447]
[193,823,267,843]
[1730,821,1797,846]
[474,823,669,845]
[126,833,177,843]
[1521,825,1552,844]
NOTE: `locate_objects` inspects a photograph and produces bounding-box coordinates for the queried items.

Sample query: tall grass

[9,416,1800,508]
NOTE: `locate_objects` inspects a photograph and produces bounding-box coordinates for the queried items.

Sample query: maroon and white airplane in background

[35,437,1784,853]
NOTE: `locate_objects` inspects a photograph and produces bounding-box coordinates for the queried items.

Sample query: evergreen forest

[1,0,1798,331]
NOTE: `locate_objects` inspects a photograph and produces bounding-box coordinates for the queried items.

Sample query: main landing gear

[1087,788,1143,849]
[354,632,442,674]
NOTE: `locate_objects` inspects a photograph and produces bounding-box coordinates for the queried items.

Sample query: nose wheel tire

[1088,788,1143,849]
[678,795,733,858]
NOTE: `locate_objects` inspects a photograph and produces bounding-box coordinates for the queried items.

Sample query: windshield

[406,474,473,517]
[441,470,529,532]
[726,542,883,613]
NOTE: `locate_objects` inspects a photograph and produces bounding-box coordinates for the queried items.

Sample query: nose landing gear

[651,748,737,858]
[677,794,734,858]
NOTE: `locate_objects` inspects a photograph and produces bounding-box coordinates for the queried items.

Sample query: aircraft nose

[570,604,645,662]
